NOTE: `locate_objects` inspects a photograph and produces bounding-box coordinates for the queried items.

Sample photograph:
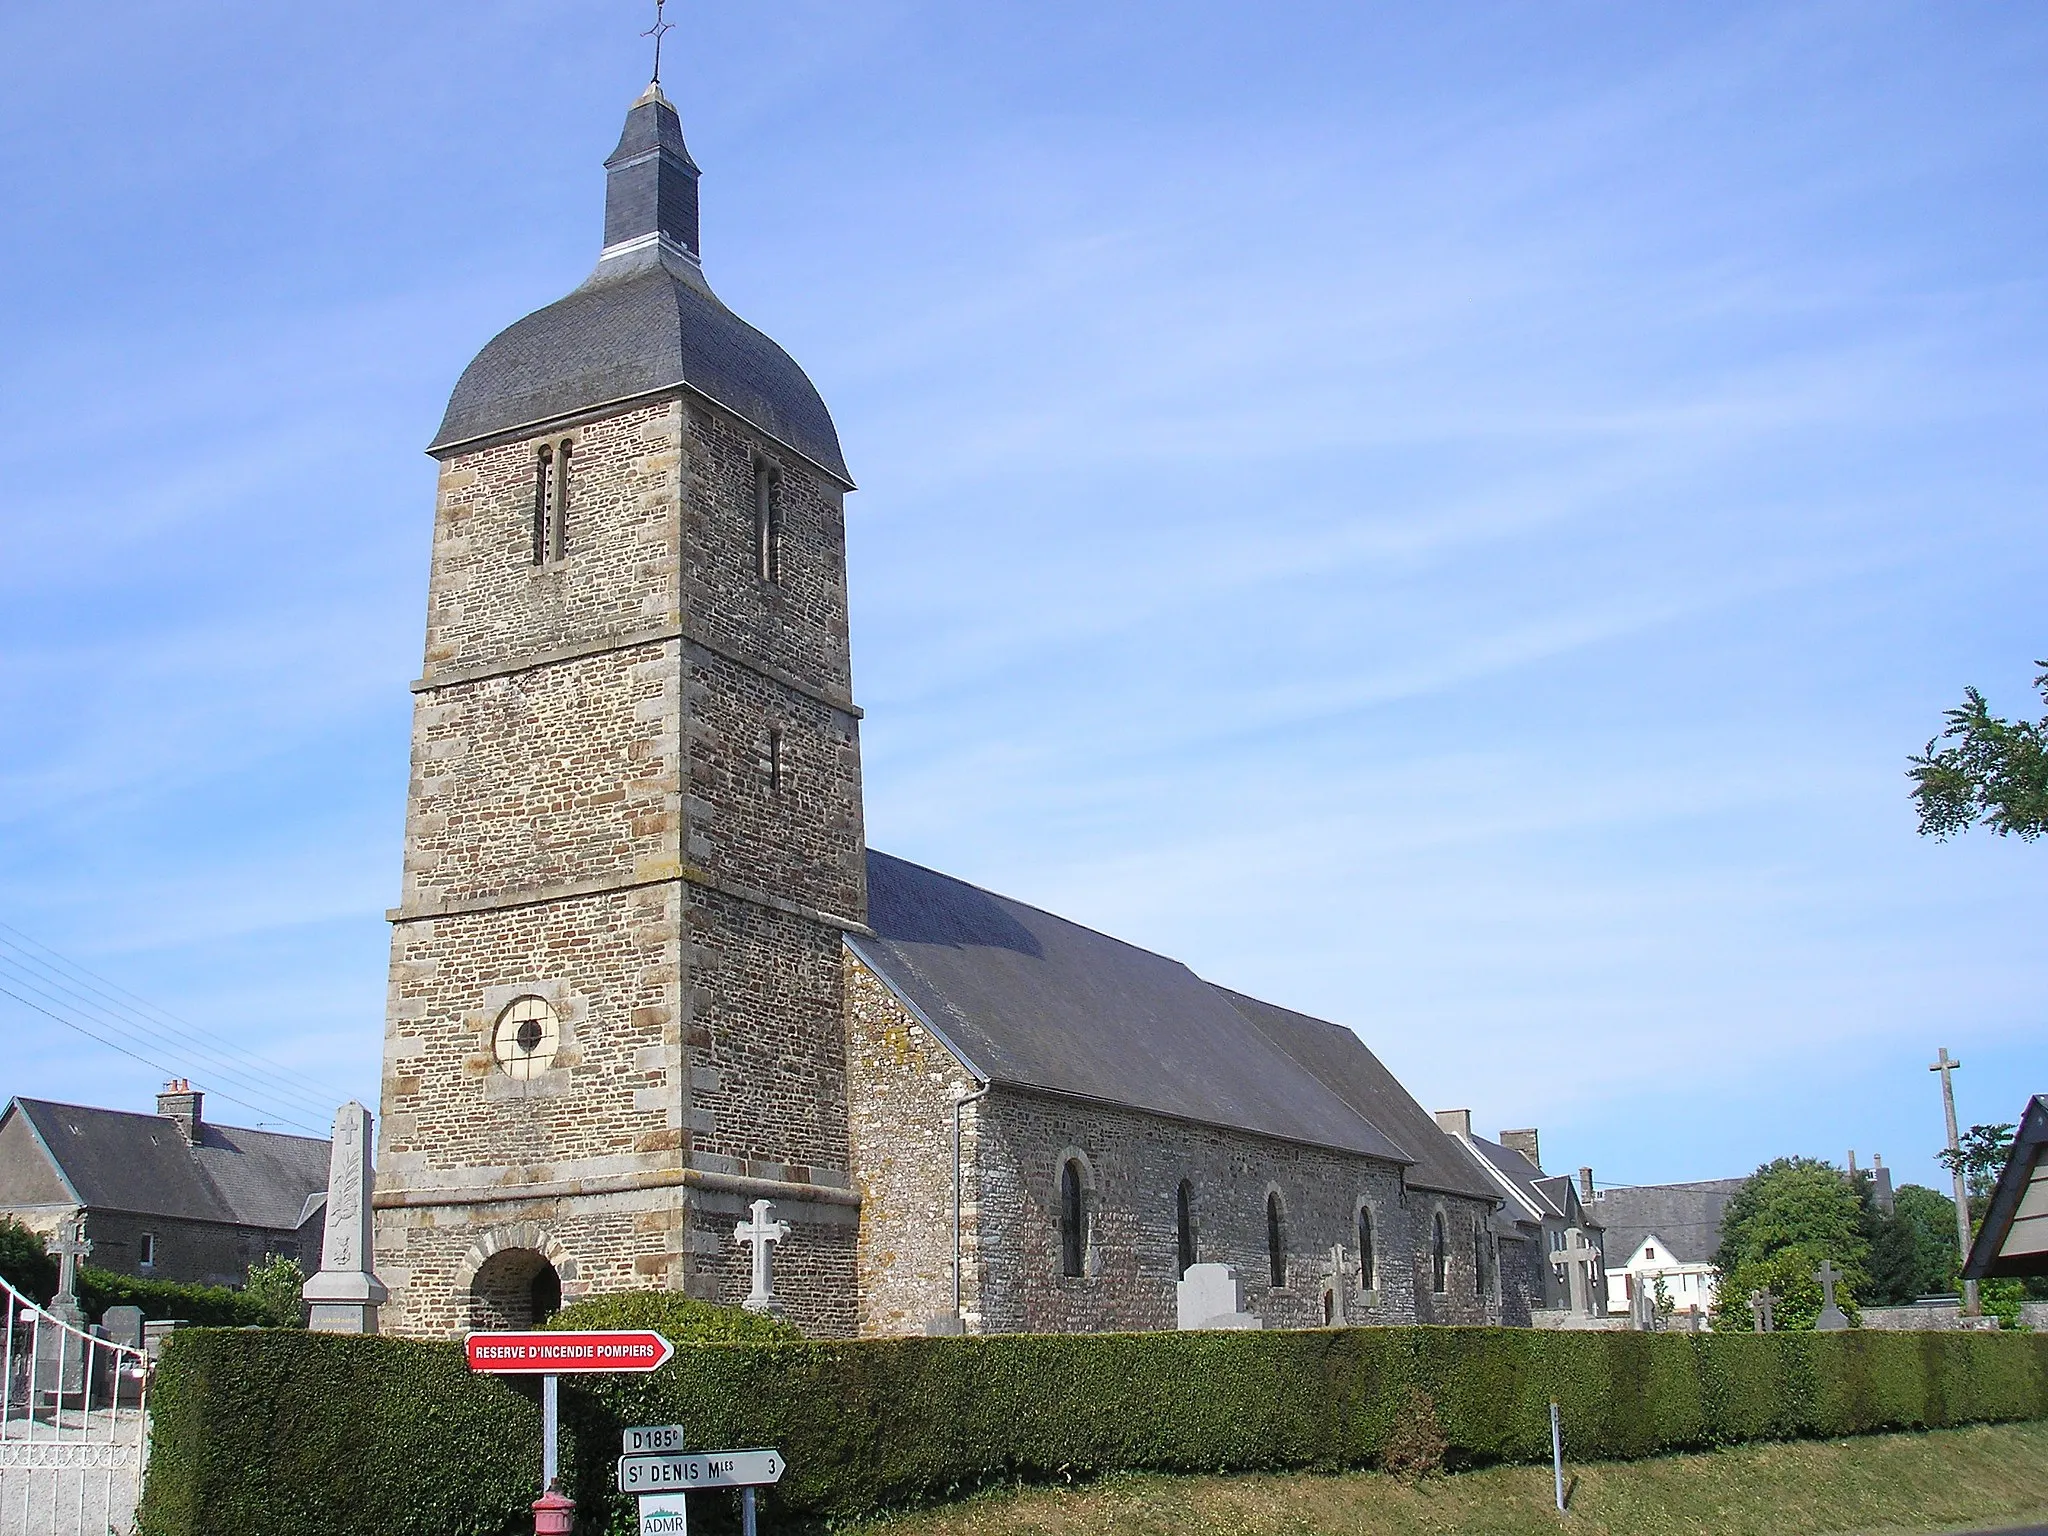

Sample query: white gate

[0,1275,149,1536]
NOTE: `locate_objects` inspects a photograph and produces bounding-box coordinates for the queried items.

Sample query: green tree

[1715,1157,1871,1290]
[1938,1122,2017,1216]
[1864,1184,1962,1305]
[241,1254,308,1329]
[1908,664,2048,840]
[1712,1246,1860,1332]
[0,1216,57,1303]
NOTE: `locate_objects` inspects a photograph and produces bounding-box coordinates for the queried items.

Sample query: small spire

[643,0,675,89]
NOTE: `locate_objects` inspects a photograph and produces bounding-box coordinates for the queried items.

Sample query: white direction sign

[625,1424,688,1456]
[618,1449,786,1494]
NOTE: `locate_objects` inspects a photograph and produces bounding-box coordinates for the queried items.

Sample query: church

[369,75,1516,1340]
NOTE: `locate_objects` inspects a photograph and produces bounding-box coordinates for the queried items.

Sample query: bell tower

[372,79,866,1337]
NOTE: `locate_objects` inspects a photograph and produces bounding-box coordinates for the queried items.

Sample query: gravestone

[733,1199,791,1316]
[1319,1245,1351,1326]
[1814,1259,1850,1332]
[100,1306,144,1351]
[1749,1287,1776,1333]
[1176,1263,1262,1330]
[302,1102,389,1333]
[1555,1228,1601,1316]
[45,1220,91,1330]
[1629,1277,1657,1332]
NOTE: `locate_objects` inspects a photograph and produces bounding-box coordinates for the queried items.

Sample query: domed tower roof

[429,83,850,485]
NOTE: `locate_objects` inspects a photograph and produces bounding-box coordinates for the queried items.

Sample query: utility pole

[1930,1048,1980,1316]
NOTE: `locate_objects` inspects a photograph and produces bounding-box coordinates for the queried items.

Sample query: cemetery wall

[138,1324,2048,1536]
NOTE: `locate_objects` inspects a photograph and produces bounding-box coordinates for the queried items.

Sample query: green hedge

[79,1267,268,1328]
[138,1325,2048,1536]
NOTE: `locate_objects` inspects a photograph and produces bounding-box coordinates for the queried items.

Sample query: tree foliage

[1908,664,2048,840]
[242,1255,308,1329]
[1864,1184,1962,1307]
[1938,1122,2017,1214]
[0,1216,57,1303]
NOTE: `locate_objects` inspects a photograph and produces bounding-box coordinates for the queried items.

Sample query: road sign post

[617,1449,786,1495]
[468,1332,681,1534]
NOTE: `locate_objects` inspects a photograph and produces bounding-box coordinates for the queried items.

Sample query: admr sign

[638,1492,690,1536]
[465,1330,676,1374]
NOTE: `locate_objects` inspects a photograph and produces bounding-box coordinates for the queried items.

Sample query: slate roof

[855,851,1498,1201]
[430,87,849,483]
[1464,1135,1567,1225]
[1589,1177,1747,1266]
[1963,1093,2048,1281]
[6,1099,329,1232]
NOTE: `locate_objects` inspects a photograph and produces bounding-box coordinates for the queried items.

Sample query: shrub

[76,1267,269,1328]
[240,1255,309,1329]
[542,1289,799,1344]
[137,1324,2048,1536]
[0,1215,57,1302]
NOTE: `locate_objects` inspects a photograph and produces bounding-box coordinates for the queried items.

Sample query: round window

[492,996,560,1079]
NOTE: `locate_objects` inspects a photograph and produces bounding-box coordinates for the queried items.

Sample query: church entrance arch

[470,1248,561,1329]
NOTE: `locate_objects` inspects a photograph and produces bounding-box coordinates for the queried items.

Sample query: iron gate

[0,1274,149,1536]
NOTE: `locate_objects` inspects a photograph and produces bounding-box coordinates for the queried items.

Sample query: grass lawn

[848,1420,2048,1536]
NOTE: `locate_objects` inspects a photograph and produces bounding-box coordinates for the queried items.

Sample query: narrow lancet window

[754,459,783,584]
[767,728,784,794]
[532,446,553,564]
[1432,1213,1448,1293]
[1266,1191,1287,1288]
[533,441,571,563]
[1176,1179,1196,1279]
[1357,1206,1375,1292]
[1059,1159,1086,1278]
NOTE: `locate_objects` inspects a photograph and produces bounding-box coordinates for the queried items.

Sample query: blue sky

[2,2,2042,1193]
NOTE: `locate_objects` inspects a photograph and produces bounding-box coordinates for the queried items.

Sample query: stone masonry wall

[420,401,682,679]
[380,387,864,1339]
[844,953,979,1337]
[682,403,853,701]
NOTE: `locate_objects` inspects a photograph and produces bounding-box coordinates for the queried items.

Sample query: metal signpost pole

[543,1374,560,1488]
[742,1485,758,1536]
[1550,1400,1564,1513]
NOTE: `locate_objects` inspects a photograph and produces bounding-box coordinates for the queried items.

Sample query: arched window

[1175,1179,1196,1279]
[1431,1212,1448,1293]
[533,440,570,564]
[1356,1205,1375,1292]
[1059,1159,1086,1278]
[1266,1191,1287,1288]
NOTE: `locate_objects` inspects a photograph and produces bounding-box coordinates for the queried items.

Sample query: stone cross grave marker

[1749,1287,1776,1333]
[1176,1262,1262,1330]
[1814,1259,1850,1331]
[1556,1228,1601,1316]
[303,1102,390,1333]
[733,1199,790,1315]
[1322,1245,1350,1326]
[46,1220,91,1323]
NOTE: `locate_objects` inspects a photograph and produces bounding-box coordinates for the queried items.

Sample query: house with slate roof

[0,1085,329,1289]
[367,72,1513,1341]
[1431,1114,1606,1315]
[1590,1177,1746,1322]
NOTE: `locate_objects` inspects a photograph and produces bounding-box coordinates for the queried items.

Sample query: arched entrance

[470,1248,562,1330]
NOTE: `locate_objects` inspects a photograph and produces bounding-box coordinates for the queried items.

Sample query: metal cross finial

[643,0,676,87]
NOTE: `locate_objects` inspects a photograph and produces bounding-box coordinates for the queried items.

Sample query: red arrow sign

[466,1330,676,1374]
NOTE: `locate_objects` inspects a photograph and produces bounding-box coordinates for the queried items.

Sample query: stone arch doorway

[470,1248,563,1330]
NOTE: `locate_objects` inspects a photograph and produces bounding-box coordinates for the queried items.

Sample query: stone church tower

[371,81,866,1338]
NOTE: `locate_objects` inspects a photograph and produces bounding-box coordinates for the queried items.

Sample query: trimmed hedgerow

[78,1266,268,1328]
[137,1325,2048,1536]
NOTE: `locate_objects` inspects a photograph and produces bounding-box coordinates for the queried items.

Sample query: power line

[0,981,327,1137]
[0,924,344,1119]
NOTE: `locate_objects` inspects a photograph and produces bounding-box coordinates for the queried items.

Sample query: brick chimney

[1499,1128,1541,1170]
[1434,1108,1473,1139]
[157,1080,203,1142]
[1578,1166,1595,1202]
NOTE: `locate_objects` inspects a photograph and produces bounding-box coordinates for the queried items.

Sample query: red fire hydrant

[532,1487,576,1535]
